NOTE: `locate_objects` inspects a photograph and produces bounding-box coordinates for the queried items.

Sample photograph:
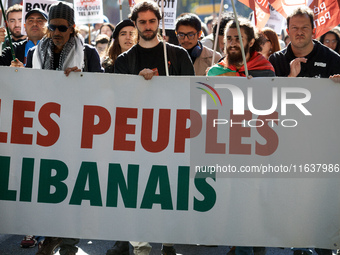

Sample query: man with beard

[207,18,275,77]
[207,15,273,255]
[270,7,337,255]
[175,13,222,75]
[109,2,190,254]
[114,1,194,80]
[0,4,27,49]
[21,1,103,76]
[11,3,102,254]
[269,6,340,81]
[0,8,47,66]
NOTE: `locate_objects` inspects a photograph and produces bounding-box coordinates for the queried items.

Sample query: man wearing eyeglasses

[0,8,47,66]
[114,1,194,80]
[175,13,221,76]
[23,1,103,76]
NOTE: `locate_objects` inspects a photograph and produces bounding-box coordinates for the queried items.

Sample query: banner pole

[0,0,7,56]
[88,24,91,43]
[0,0,15,60]
[230,0,249,77]
[211,0,224,65]
[161,0,169,76]
[119,0,123,21]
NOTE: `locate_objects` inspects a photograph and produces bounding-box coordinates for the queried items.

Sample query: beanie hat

[48,2,74,25]
[112,19,135,39]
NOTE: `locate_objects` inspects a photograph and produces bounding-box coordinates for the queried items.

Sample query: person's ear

[249,38,255,48]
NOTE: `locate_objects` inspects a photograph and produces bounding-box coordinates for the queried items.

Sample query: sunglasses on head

[48,24,70,32]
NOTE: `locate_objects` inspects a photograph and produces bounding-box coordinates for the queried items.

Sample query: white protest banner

[22,0,58,35]
[74,0,104,25]
[156,0,177,30]
[0,66,340,249]
[264,4,286,35]
[0,0,7,26]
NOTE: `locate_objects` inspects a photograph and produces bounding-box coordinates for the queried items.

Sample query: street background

[0,234,335,255]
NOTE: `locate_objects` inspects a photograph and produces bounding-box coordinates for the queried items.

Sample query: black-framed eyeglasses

[48,24,71,32]
[176,32,199,40]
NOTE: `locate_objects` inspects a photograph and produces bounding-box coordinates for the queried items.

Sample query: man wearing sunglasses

[0,8,47,66]
[23,1,103,76]
[175,13,221,76]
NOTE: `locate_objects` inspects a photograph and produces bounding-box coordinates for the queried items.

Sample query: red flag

[268,0,340,38]
[238,0,271,29]
[240,0,340,38]
[128,0,135,7]
[309,0,340,38]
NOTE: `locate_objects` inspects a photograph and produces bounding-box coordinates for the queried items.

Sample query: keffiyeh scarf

[32,35,84,71]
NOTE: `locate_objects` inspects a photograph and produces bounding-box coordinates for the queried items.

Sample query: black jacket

[269,40,340,78]
[0,39,28,66]
[26,43,104,73]
[114,42,195,76]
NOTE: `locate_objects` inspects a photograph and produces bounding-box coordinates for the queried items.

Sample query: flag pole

[230,0,249,77]
[119,0,123,21]
[88,24,91,43]
[0,0,15,60]
[212,0,216,16]
[0,9,3,56]
[0,0,6,56]
[161,0,169,76]
[211,0,224,65]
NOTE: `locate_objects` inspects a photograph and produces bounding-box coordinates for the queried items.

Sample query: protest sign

[0,67,339,248]
[21,0,57,35]
[74,0,104,25]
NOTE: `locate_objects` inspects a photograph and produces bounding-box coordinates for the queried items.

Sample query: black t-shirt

[136,43,166,75]
[53,52,61,70]
[269,40,340,78]
[114,42,195,76]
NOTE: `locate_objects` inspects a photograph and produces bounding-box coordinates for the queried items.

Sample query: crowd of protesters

[1,0,340,255]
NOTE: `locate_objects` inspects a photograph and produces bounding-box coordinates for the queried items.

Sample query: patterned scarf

[32,35,84,70]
